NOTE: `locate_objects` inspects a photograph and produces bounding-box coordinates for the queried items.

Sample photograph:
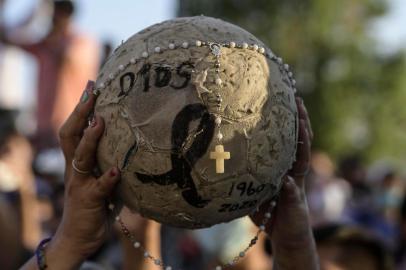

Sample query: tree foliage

[178,0,406,163]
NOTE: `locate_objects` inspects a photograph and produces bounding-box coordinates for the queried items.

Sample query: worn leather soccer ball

[95,16,298,229]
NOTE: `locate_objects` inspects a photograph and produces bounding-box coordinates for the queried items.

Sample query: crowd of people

[0,1,405,270]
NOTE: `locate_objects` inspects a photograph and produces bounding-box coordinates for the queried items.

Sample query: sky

[372,0,406,53]
[3,0,405,51]
[75,0,177,46]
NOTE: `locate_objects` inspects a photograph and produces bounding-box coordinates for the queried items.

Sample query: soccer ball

[95,16,298,228]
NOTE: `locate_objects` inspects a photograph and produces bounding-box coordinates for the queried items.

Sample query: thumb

[96,167,120,199]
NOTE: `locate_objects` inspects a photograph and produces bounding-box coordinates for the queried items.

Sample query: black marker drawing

[139,64,151,92]
[118,72,136,97]
[135,103,215,208]
[154,66,172,88]
[170,62,193,89]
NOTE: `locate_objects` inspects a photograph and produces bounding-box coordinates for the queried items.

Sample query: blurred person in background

[338,155,379,226]
[314,224,394,270]
[0,109,41,259]
[377,171,404,224]
[1,0,100,151]
[367,163,405,249]
[0,197,27,270]
[306,151,352,226]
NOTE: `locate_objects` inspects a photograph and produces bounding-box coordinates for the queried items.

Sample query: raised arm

[20,81,120,270]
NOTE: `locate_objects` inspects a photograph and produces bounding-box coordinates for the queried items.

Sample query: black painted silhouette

[135,104,215,208]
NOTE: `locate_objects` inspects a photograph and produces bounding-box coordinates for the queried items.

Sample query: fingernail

[80,81,95,103]
[285,176,294,186]
[80,90,89,103]
[110,167,118,177]
[90,116,97,127]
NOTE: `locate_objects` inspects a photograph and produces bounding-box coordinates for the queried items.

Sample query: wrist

[45,235,85,270]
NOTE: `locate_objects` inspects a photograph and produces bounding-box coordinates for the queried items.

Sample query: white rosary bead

[284,63,290,70]
[242,42,248,49]
[271,201,277,207]
[215,117,222,125]
[109,73,114,80]
[93,89,100,96]
[154,47,161,53]
[133,242,141,248]
[142,51,149,58]
[143,251,149,258]
[154,259,161,265]
[215,266,222,270]
[130,58,136,64]
[182,41,189,48]
[165,267,172,270]
[168,43,175,50]
[288,71,293,77]
[229,41,236,48]
[277,57,283,64]
[293,88,297,93]
[239,251,245,258]
[196,40,202,47]
[252,44,259,51]
[215,77,222,86]
[108,203,115,210]
[99,83,105,89]
[258,47,265,54]
[119,65,125,71]
[115,216,120,221]
[265,212,271,218]
[259,225,266,231]
[217,133,223,140]
[292,79,296,86]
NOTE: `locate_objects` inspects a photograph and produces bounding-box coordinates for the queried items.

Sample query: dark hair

[54,1,75,16]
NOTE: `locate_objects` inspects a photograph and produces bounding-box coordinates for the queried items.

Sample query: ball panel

[96,105,137,172]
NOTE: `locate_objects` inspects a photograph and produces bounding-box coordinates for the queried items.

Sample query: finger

[95,167,120,199]
[71,115,105,180]
[59,80,96,164]
[302,105,314,141]
[280,176,303,205]
[289,119,310,187]
[256,177,303,236]
[295,97,313,142]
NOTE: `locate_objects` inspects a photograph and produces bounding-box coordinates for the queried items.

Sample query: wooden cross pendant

[210,145,231,174]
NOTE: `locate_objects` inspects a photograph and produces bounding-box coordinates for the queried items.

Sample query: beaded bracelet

[35,238,52,270]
